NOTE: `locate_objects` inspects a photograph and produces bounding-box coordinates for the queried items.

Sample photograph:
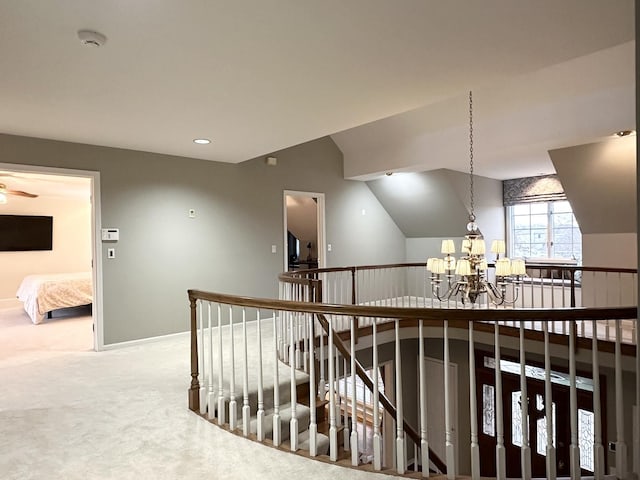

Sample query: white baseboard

[100,329,190,351]
[98,315,268,351]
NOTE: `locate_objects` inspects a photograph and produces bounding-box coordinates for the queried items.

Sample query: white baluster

[228,306,237,429]
[351,316,359,466]
[308,312,318,456]
[278,283,284,358]
[256,309,265,441]
[419,319,430,477]
[444,319,455,479]
[569,322,580,480]
[318,315,325,399]
[520,323,531,480]
[289,308,298,451]
[495,323,506,480]
[217,303,225,425]
[336,347,343,428]
[395,318,406,474]
[469,322,480,480]
[592,319,604,479]
[362,376,368,463]
[615,320,628,478]
[198,301,207,414]
[303,289,309,373]
[343,356,350,451]
[242,308,250,436]
[372,318,383,471]
[206,303,215,420]
[272,311,282,446]
[543,320,557,480]
[328,315,338,460]
[295,288,301,369]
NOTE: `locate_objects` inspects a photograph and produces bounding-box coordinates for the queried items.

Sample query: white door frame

[0,162,104,351]
[419,355,459,474]
[283,190,326,272]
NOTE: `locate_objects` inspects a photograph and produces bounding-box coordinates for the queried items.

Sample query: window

[482,384,495,437]
[508,200,582,263]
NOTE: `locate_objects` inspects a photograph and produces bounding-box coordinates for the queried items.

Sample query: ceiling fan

[0,182,38,203]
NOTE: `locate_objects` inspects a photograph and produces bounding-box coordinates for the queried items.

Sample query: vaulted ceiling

[0,1,635,181]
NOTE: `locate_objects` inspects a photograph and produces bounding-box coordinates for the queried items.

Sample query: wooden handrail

[278,262,638,278]
[188,289,636,322]
[315,313,448,474]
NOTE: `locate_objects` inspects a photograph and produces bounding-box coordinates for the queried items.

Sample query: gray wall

[366,169,504,240]
[367,169,505,263]
[0,133,405,344]
[549,139,636,235]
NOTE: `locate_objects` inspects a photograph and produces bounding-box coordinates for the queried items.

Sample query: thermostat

[101,228,119,241]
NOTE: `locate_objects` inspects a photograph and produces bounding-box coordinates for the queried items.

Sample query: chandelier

[426,91,526,306]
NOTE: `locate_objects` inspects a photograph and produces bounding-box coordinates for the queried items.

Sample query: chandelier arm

[486,281,506,306]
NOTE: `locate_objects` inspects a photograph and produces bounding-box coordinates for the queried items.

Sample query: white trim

[0,163,104,351]
[100,315,268,350]
[283,190,327,271]
[101,329,190,350]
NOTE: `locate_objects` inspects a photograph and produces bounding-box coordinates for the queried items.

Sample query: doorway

[283,190,325,272]
[0,163,102,351]
[475,351,604,478]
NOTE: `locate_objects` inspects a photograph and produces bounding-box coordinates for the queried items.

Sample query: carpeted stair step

[297,428,330,456]
[249,403,311,441]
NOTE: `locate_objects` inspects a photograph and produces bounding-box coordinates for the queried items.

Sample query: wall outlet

[327,243,332,252]
[271,245,277,253]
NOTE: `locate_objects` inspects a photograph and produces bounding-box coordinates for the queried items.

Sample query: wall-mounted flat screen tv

[0,215,53,251]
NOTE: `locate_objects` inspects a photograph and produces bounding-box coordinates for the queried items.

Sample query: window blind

[503,174,566,206]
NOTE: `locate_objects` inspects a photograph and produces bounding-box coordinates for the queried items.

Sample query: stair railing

[188,286,638,479]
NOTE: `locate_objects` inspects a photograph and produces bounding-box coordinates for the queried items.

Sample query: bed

[16,272,93,324]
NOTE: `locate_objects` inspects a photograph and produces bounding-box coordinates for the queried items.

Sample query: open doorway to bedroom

[0,165,101,360]
[283,190,326,272]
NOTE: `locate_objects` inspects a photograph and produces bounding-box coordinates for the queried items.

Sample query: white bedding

[16,272,93,324]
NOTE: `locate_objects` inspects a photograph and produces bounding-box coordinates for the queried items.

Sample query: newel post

[188,293,200,411]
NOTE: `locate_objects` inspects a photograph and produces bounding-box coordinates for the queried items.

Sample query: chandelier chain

[469,90,474,220]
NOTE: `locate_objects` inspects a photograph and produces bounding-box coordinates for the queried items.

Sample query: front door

[476,352,604,478]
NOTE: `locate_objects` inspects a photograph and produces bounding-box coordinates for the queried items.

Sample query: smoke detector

[77,30,107,47]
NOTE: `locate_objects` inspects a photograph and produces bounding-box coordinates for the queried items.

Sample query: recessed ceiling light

[193,138,211,145]
[614,130,635,137]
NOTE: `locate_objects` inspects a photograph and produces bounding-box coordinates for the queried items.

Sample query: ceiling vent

[77,30,107,47]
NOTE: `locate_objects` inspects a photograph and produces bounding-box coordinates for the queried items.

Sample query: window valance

[503,174,566,206]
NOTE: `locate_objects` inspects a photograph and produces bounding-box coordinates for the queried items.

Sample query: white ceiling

[0,171,90,199]
[0,0,635,181]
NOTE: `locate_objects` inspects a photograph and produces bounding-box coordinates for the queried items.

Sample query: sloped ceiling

[549,137,636,234]
[365,169,503,238]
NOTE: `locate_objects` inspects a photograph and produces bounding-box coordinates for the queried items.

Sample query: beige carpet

[0,304,93,363]
[0,305,396,480]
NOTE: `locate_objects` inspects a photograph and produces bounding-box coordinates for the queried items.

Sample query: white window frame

[506,200,582,264]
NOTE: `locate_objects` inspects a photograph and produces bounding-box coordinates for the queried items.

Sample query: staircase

[191,316,332,457]
[188,260,639,479]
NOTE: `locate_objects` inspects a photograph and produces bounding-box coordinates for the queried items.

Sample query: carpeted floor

[0,305,396,480]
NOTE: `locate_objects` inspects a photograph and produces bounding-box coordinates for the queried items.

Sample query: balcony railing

[188,262,638,480]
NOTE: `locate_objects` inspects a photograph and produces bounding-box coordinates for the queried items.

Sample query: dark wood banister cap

[188,289,636,322]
